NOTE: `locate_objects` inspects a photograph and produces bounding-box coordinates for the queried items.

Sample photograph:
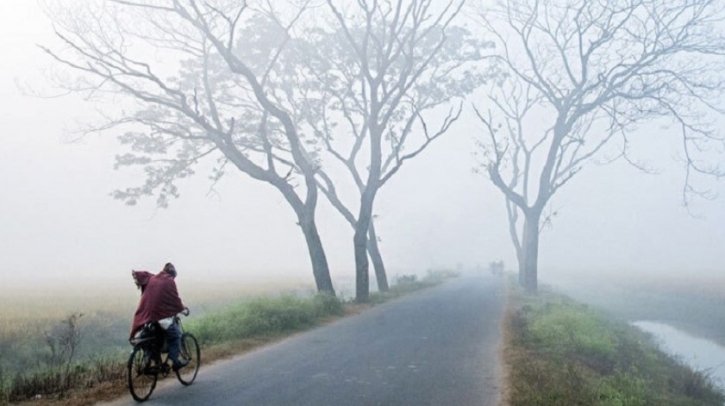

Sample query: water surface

[633,320,725,390]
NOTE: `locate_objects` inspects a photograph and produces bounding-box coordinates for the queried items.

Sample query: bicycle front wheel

[176,333,200,385]
[127,346,158,402]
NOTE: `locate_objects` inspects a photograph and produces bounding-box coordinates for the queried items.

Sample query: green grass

[505,284,725,406]
[3,358,126,404]
[1,271,454,404]
[187,293,344,345]
[0,293,343,404]
[556,277,725,348]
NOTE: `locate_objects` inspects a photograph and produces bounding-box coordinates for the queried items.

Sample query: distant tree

[286,0,491,301]
[475,0,725,292]
[42,1,336,294]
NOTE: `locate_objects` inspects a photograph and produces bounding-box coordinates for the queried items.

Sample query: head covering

[130,270,185,338]
[163,262,177,277]
[132,270,153,291]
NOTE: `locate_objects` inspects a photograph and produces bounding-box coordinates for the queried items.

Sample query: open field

[0,276,317,385]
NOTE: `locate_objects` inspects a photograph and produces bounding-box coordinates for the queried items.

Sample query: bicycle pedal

[143,365,159,375]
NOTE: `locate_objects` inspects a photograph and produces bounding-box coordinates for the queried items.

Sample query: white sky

[1,1,724,297]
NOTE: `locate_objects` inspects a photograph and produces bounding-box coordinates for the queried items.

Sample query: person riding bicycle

[130,262,189,371]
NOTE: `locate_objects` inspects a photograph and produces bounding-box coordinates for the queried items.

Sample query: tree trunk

[354,224,369,301]
[504,199,526,287]
[367,221,389,292]
[354,193,375,302]
[299,212,335,295]
[222,145,335,296]
[315,180,389,292]
[520,211,541,293]
[517,252,526,287]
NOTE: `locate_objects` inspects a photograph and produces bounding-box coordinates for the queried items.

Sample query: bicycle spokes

[128,347,158,402]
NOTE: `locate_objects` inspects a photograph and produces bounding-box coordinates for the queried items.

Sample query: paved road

[105,273,505,406]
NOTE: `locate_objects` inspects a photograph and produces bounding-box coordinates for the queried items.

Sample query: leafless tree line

[476,0,725,292]
[41,0,725,296]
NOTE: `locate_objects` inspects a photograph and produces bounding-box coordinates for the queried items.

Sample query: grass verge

[556,276,725,348]
[503,281,725,406]
[4,271,455,405]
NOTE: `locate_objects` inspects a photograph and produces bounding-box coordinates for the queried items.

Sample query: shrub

[312,293,344,317]
[395,274,417,285]
[187,294,343,345]
[0,365,7,404]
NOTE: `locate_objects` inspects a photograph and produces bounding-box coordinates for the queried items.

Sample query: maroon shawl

[130,270,185,338]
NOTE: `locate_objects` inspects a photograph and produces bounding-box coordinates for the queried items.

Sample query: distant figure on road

[130,262,190,371]
[489,261,504,276]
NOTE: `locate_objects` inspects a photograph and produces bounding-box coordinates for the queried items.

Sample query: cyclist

[130,262,190,371]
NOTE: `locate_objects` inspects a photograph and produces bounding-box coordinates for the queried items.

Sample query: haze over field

[0,0,724,299]
[2,1,725,405]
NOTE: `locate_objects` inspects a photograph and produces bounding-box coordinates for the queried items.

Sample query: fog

[1,0,724,299]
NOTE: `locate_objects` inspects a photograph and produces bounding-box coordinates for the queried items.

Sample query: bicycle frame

[130,317,185,372]
[128,314,199,401]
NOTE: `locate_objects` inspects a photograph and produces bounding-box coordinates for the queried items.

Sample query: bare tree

[475,0,725,293]
[42,1,336,294]
[44,313,83,392]
[289,0,490,301]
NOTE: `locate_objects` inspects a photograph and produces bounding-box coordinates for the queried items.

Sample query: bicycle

[127,314,200,402]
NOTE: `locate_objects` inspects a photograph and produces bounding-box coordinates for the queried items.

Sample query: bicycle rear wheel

[176,333,200,385]
[127,346,158,402]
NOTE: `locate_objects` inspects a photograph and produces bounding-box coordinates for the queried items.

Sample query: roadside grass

[368,270,459,304]
[556,276,725,348]
[2,271,455,405]
[187,293,344,345]
[504,282,725,406]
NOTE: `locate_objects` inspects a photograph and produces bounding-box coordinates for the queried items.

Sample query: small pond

[633,320,725,391]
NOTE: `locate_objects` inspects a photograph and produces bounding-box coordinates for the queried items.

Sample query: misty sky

[1,1,724,294]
